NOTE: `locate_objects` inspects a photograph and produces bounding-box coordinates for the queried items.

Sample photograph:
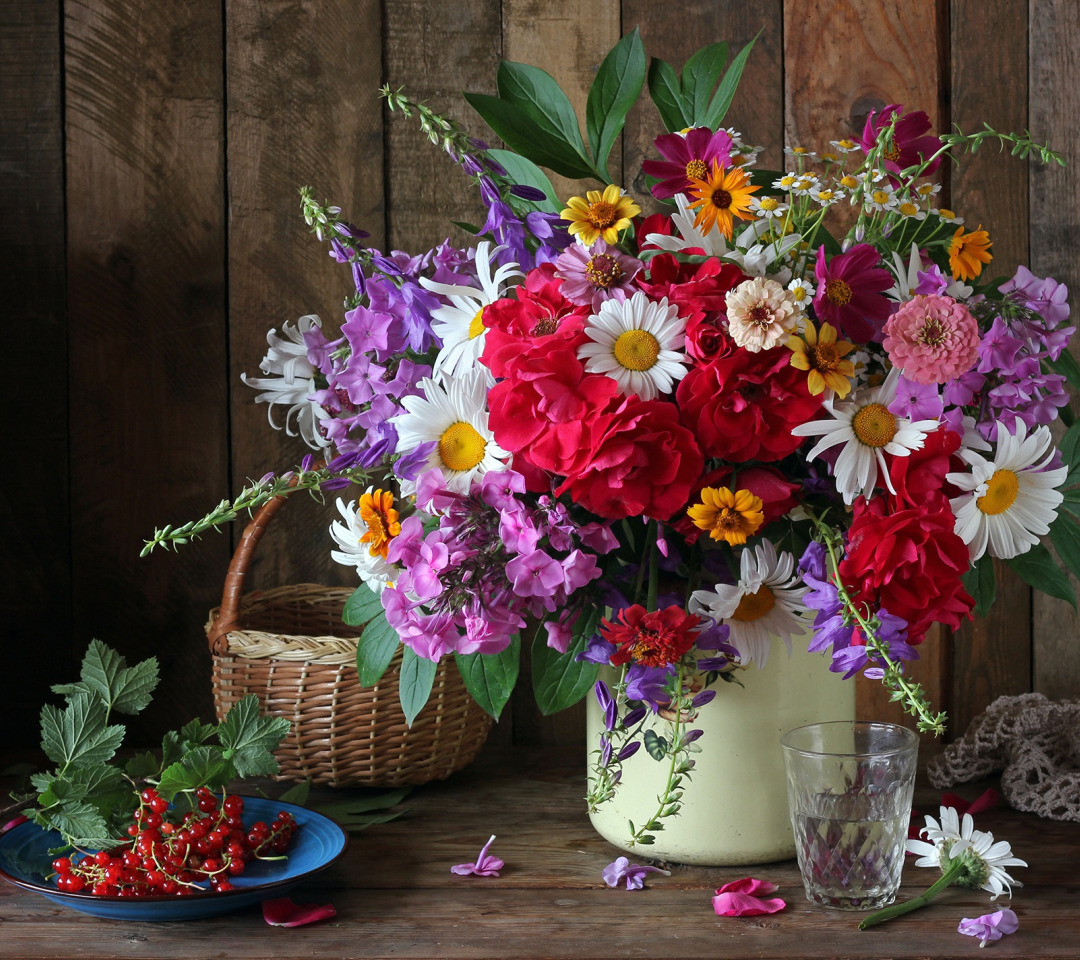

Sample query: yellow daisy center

[852,403,898,448]
[977,469,1019,515]
[759,196,780,211]
[468,307,486,339]
[778,175,797,188]
[938,208,956,220]
[685,158,708,181]
[871,189,892,205]
[730,586,776,622]
[613,329,660,371]
[898,201,920,217]
[825,278,853,306]
[840,174,859,189]
[587,200,618,230]
[439,421,486,472]
[790,286,808,302]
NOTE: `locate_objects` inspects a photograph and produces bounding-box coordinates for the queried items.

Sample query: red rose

[887,425,962,508]
[676,347,823,461]
[840,493,974,643]
[557,395,704,521]
[635,253,745,316]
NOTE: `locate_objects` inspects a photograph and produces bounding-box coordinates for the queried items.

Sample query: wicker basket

[204,492,493,787]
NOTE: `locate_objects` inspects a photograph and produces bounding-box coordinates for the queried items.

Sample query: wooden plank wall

[1,0,1077,753]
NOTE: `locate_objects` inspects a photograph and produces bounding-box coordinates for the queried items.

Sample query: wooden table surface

[1,745,1077,960]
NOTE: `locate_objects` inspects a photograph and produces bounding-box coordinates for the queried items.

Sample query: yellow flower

[949,224,993,281]
[687,487,764,545]
[788,320,856,397]
[687,161,759,239]
[358,489,401,559]
[560,184,640,245]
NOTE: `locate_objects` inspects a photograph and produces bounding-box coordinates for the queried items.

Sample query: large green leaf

[454,636,520,720]
[1004,541,1076,609]
[40,693,125,770]
[532,609,601,716]
[1057,416,1080,489]
[680,41,728,124]
[398,647,438,727]
[647,58,690,132]
[1049,512,1080,583]
[497,60,590,158]
[585,28,646,178]
[961,554,996,619]
[157,746,235,801]
[343,583,383,627]
[702,34,759,130]
[51,639,159,716]
[356,610,401,687]
[486,149,561,214]
[217,694,290,777]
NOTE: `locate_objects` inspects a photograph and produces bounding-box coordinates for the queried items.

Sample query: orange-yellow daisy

[687,487,764,546]
[560,184,641,245]
[948,224,993,281]
[788,320,857,398]
[358,488,401,559]
[686,160,759,239]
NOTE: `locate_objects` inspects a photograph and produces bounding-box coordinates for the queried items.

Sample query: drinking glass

[781,720,918,910]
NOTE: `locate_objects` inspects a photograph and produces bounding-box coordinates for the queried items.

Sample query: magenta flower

[641,127,734,199]
[554,239,642,310]
[860,103,942,176]
[712,877,787,916]
[812,243,894,342]
[451,835,504,877]
[506,549,565,605]
[958,908,1019,947]
[602,856,670,890]
[882,294,980,384]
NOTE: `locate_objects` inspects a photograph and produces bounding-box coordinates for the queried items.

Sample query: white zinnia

[329,495,398,594]
[390,367,509,495]
[688,540,810,668]
[791,367,940,504]
[948,419,1067,560]
[241,314,330,450]
[726,277,800,352]
[577,291,688,401]
[419,241,522,379]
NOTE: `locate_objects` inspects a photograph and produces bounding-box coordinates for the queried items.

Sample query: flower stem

[858,859,966,930]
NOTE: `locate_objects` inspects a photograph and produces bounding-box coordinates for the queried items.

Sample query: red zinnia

[603,605,703,668]
[812,244,894,342]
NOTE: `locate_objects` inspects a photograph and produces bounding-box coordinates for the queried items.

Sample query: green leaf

[1045,349,1080,394]
[38,801,114,849]
[161,730,183,769]
[51,639,159,716]
[276,780,311,806]
[962,554,997,619]
[357,610,401,687]
[585,28,647,177]
[486,149,561,214]
[454,636,520,720]
[124,751,160,780]
[680,41,728,123]
[531,608,601,716]
[398,647,438,727]
[1049,512,1080,583]
[180,718,217,747]
[157,746,235,802]
[647,58,690,132]
[37,777,88,809]
[1004,542,1077,609]
[40,693,126,770]
[1058,416,1080,488]
[643,728,668,760]
[314,787,412,832]
[343,583,384,627]
[702,33,759,130]
[464,91,599,181]
[217,695,290,778]
[497,60,590,160]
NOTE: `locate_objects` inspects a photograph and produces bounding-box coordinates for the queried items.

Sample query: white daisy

[787,277,816,308]
[864,183,898,212]
[688,540,809,668]
[577,291,687,400]
[895,198,926,221]
[809,186,844,207]
[772,171,800,191]
[241,314,330,450]
[419,241,522,379]
[829,138,862,154]
[931,207,964,225]
[947,419,1067,560]
[390,367,509,494]
[748,195,789,219]
[791,367,940,504]
[790,174,821,197]
[329,492,400,594]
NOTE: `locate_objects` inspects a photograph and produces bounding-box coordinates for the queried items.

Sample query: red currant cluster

[50,786,299,897]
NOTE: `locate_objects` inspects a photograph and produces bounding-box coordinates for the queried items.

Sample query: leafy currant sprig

[941,123,1065,166]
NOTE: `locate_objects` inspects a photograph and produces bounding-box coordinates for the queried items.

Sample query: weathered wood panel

[0,0,71,746]
[64,0,228,737]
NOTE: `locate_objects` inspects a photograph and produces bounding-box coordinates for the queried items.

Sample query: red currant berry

[51,857,72,875]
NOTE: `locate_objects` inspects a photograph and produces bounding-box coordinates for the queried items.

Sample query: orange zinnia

[686,160,759,239]
[948,224,993,281]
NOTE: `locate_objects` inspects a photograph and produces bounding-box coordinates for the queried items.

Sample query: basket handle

[206,469,310,655]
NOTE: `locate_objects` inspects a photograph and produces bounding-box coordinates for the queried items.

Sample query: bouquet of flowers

[148,30,1076,839]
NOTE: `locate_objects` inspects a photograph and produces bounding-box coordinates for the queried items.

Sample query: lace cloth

[928,693,1080,822]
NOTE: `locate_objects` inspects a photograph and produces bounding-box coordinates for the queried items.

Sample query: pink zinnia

[860,103,942,177]
[812,244,894,342]
[883,294,980,385]
[641,127,733,199]
[554,239,642,310]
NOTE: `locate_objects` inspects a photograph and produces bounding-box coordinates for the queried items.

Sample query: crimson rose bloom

[840,493,973,643]
[887,425,962,508]
[676,346,823,461]
[557,395,704,521]
[635,253,745,318]
[603,604,703,667]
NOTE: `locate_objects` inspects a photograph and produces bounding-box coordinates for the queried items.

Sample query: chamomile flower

[864,184,898,212]
[688,539,809,668]
[784,145,817,161]
[787,277,816,307]
[420,241,522,379]
[391,368,510,494]
[790,175,821,197]
[947,419,1067,560]
[895,199,926,220]
[809,186,844,207]
[329,490,401,593]
[772,172,800,191]
[748,195,789,219]
[931,207,964,224]
[915,182,941,200]
[791,367,940,503]
[577,291,687,400]
[829,138,862,154]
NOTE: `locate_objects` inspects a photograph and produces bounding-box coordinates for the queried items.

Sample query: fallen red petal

[262,896,337,926]
[942,787,1000,817]
[715,877,780,897]
[712,891,787,917]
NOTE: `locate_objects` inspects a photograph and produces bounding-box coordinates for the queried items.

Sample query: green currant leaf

[161,729,183,768]
[37,800,114,849]
[51,639,159,716]
[124,751,160,780]
[40,693,126,770]
[157,746,235,802]
[180,718,218,748]
[216,695,290,778]
[276,780,311,807]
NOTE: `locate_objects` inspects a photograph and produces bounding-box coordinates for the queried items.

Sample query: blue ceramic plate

[0,796,347,921]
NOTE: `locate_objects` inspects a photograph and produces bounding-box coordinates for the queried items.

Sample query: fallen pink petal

[450,834,504,877]
[262,896,337,927]
[712,877,786,916]
[958,907,1019,946]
